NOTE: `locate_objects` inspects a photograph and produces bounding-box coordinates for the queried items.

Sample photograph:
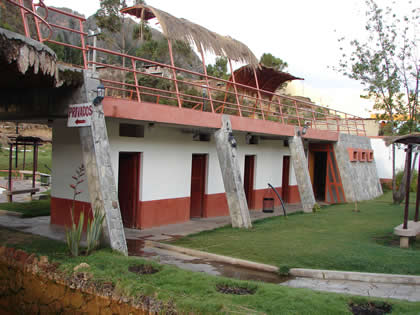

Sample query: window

[119,124,144,138]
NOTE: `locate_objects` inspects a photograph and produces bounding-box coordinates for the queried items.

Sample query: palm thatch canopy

[228,65,303,98]
[121,4,259,66]
[385,133,420,146]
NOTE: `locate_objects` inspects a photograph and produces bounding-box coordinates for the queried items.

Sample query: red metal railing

[5,0,366,136]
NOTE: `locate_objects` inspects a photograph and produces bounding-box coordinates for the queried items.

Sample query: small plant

[278,264,290,276]
[312,203,321,213]
[86,205,105,255]
[66,164,85,257]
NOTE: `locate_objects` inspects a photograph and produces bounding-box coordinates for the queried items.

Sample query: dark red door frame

[244,155,255,209]
[309,144,345,203]
[282,156,290,203]
[118,152,141,228]
[190,154,207,218]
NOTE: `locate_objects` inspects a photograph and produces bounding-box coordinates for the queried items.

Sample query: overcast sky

[43,0,416,117]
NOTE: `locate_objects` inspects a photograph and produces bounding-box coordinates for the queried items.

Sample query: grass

[172,192,420,275]
[1,227,420,314]
[0,197,50,217]
[0,143,52,174]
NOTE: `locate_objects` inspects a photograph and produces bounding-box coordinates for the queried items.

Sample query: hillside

[39,6,203,72]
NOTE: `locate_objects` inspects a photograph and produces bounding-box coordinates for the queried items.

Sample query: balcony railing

[4,0,366,136]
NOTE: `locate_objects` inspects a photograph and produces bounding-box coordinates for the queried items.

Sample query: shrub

[395,169,418,192]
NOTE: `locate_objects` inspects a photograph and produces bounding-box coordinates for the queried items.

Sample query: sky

[43,0,416,117]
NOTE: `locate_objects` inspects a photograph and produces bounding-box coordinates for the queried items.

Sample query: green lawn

[0,197,50,217]
[173,192,420,275]
[0,143,52,174]
[1,227,420,314]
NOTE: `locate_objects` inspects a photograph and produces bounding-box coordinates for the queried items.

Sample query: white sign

[67,103,93,127]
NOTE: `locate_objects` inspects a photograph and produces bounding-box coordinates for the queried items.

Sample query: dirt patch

[128,264,159,275]
[349,301,392,315]
[216,283,257,295]
[0,228,38,244]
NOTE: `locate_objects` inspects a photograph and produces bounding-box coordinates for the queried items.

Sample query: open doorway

[190,154,207,218]
[118,152,141,228]
[282,156,290,203]
[244,155,255,209]
[313,152,327,201]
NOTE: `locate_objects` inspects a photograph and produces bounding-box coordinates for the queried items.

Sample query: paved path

[282,277,420,302]
[125,204,302,241]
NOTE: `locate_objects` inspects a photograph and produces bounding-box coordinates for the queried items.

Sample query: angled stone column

[214,115,252,228]
[288,130,316,212]
[78,71,127,255]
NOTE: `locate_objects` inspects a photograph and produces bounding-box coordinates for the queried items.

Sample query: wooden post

[403,144,413,229]
[8,143,12,203]
[414,154,420,222]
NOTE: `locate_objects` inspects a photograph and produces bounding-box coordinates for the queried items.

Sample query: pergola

[392,134,420,248]
[6,135,46,202]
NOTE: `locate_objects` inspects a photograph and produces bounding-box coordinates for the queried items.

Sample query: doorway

[244,155,255,209]
[118,152,141,228]
[313,152,327,201]
[190,154,207,218]
[282,156,290,203]
[309,143,346,203]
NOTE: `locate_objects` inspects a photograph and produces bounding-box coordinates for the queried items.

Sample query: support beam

[78,71,127,255]
[288,130,315,212]
[214,115,252,228]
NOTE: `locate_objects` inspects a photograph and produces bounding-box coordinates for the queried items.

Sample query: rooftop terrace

[3,0,366,136]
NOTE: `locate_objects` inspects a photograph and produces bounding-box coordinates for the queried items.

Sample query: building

[0,2,382,254]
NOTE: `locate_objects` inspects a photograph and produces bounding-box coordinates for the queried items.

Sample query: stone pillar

[78,71,127,255]
[334,133,382,202]
[288,131,315,212]
[214,115,252,228]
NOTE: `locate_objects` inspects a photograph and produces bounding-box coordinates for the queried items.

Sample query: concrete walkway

[282,277,420,302]
[125,204,302,241]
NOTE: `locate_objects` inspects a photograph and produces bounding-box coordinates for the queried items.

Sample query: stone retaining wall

[0,246,165,314]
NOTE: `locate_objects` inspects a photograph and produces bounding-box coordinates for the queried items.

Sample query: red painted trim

[51,186,301,230]
[137,197,190,229]
[359,149,367,162]
[203,193,229,217]
[103,98,340,141]
[348,148,359,162]
[50,197,92,230]
[367,150,374,162]
[303,129,339,142]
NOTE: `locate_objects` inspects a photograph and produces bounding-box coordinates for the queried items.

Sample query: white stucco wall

[51,119,90,202]
[370,138,412,179]
[52,117,295,203]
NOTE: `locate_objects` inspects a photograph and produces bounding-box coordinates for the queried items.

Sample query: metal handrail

[268,183,287,216]
[5,0,52,41]
[5,0,367,136]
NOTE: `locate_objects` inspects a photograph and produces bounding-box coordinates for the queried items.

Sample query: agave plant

[66,164,86,256]
[66,212,84,257]
[86,206,105,255]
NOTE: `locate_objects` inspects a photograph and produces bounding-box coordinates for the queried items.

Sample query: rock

[73,262,90,272]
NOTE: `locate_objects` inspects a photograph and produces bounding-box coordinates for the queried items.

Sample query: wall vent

[119,124,144,138]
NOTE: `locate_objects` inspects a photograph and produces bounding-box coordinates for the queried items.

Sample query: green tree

[336,0,419,203]
[206,57,229,79]
[259,53,288,71]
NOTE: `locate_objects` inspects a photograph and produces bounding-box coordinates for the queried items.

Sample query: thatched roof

[385,133,420,146]
[121,5,259,66]
[228,65,303,98]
